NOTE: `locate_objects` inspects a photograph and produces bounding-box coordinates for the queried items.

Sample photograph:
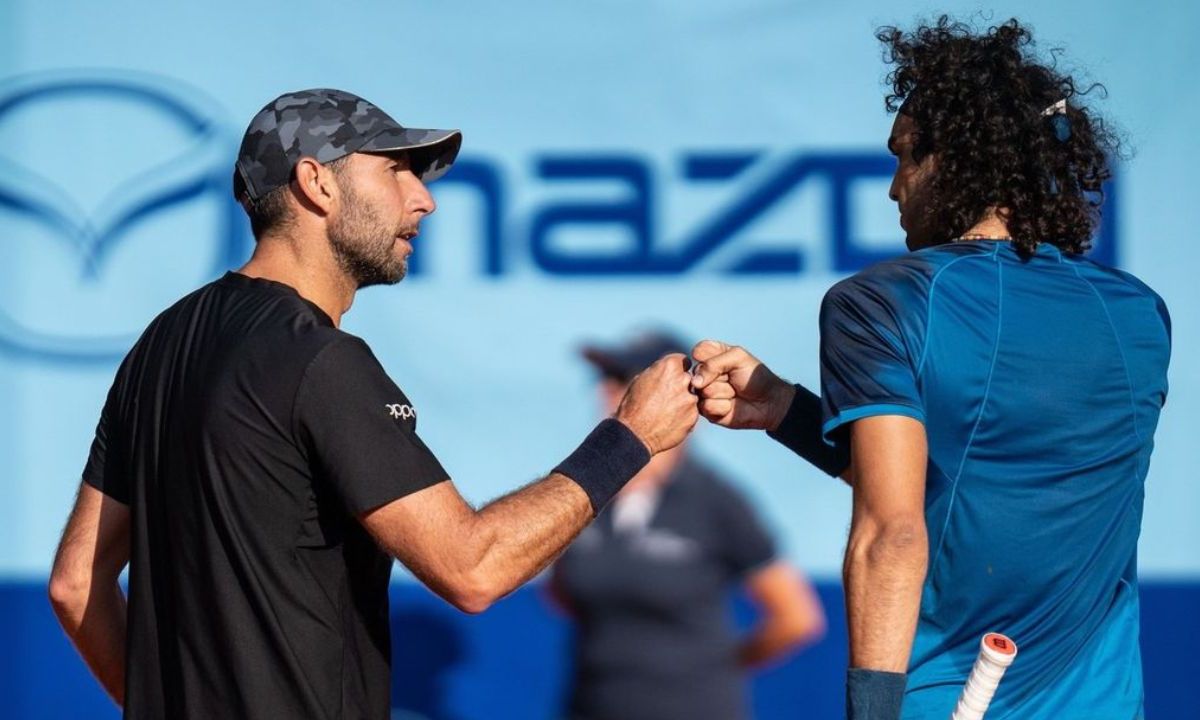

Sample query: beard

[903,208,942,252]
[900,182,947,251]
[327,181,410,289]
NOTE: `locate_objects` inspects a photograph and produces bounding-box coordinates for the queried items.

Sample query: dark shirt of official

[83,272,447,720]
[554,459,776,720]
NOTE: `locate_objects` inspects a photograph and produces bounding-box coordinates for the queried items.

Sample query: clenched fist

[689,340,795,431]
[614,354,700,454]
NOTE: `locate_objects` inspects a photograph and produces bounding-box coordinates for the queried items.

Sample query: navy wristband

[846,668,906,720]
[767,384,851,477]
[554,419,651,515]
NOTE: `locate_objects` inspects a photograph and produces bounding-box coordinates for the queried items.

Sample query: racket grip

[950,633,1017,720]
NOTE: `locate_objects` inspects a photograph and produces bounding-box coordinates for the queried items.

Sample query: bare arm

[362,354,698,614]
[49,483,131,707]
[738,561,826,668]
[842,415,927,672]
[363,474,590,613]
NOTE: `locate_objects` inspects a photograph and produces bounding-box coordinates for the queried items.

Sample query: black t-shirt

[553,458,776,720]
[83,272,448,720]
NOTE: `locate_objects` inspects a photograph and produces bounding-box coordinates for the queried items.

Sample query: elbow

[796,612,827,646]
[780,610,827,649]
[443,572,503,615]
[847,517,928,568]
[47,569,89,622]
[447,591,494,616]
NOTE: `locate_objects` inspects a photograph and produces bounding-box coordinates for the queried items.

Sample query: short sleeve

[1157,296,1172,347]
[713,480,776,577]
[1153,294,1171,408]
[819,276,926,448]
[295,337,449,515]
[82,379,130,505]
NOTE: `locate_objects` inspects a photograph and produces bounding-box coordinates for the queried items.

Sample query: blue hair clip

[1051,115,1071,142]
[1042,99,1071,142]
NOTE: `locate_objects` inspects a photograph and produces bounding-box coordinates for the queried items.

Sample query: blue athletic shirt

[818,240,1171,719]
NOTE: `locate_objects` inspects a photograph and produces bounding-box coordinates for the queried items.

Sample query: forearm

[841,415,927,718]
[51,581,127,706]
[738,615,822,668]
[737,562,826,668]
[843,521,927,671]
[431,420,649,611]
[459,473,593,607]
[372,354,697,615]
[49,484,130,707]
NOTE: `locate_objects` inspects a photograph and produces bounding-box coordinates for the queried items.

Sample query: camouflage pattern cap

[233,88,462,203]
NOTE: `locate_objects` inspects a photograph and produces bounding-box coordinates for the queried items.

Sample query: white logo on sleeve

[386,403,416,420]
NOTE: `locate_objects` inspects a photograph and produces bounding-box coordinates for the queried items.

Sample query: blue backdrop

[1,1,1196,717]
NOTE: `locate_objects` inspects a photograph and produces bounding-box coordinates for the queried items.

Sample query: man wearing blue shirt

[690,17,1170,719]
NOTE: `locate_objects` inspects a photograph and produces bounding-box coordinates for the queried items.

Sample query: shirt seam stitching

[916,253,995,377]
[929,259,1004,573]
[1070,265,1143,443]
[289,335,354,447]
[289,336,352,719]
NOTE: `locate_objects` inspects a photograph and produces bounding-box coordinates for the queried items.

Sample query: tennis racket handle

[950,633,1017,720]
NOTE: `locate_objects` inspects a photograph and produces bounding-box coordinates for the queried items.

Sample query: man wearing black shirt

[47,89,698,720]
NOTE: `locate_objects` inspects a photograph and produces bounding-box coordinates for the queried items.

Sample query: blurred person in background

[549,330,825,720]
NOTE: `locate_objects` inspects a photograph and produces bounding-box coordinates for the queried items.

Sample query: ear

[293,156,340,215]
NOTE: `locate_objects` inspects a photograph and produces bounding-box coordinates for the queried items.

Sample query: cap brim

[580,345,635,380]
[359,128,463,182]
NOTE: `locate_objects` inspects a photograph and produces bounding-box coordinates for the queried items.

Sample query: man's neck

[958,211,1011,241]
[238,233,356,326]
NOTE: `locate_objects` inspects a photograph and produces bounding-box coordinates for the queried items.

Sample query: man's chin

[381,261,408,286]
[355,261,407,289]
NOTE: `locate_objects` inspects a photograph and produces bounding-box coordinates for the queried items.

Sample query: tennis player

[47,89,699,719]
[690,17,1170,719]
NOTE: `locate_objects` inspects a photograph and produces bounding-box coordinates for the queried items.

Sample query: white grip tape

[950,633,1017,720]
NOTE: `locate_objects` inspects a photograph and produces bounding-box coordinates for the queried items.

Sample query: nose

[405,174,437,216]
[888,171,901,203]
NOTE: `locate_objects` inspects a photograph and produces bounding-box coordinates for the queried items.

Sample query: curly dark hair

[877,16,1121,255]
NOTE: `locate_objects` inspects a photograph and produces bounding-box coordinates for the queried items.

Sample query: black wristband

[846,668,906,720]
[767,384,851,477]
[554,419,651,515]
